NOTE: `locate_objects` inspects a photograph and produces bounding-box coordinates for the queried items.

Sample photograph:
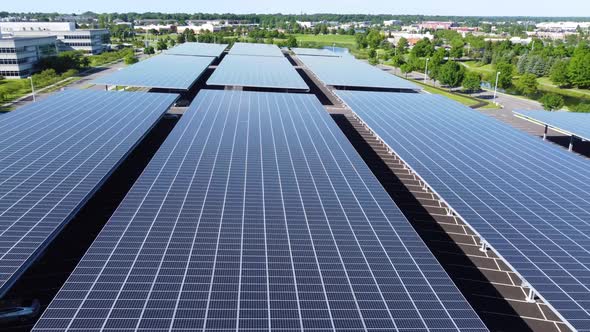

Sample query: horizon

[3,0,590,18]
[5,12,590,19]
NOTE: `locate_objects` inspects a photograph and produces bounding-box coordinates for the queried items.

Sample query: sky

[5,0,590,17]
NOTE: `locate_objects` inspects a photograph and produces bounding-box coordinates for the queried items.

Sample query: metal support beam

[543,125,548,141]
[479,241,488,253]
[569,135,574,152]
[526,287,537,303]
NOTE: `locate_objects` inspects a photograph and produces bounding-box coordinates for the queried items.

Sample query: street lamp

[493,71,501,105]
[424,58,430,84]
[29,77,36,102]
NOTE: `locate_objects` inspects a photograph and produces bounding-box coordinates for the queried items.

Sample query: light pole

[29,77,36,102]
[493,71,501,105]
[424,58,430,84]
[332,43,336,53]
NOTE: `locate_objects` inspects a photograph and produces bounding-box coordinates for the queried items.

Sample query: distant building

[527,30,577,40]
[0,35,58,78]
[451,26,481,37]
[135,24,173,32]
[484,36,532,45]
[387,32,434,46]
[0,21,76,33]
[296,21,314,29]
[12,29,110,55]
[383,20,401,27]
[418,21,456,30]
[113,19,133,27]
[0,21,110,55]
[536,21,590,32]
[177,24,221,34]
[401,25,420,33]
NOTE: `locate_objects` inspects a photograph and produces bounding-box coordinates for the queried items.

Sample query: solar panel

[33,90,487,332]
[207,55,309,90]
[0,89,178,297]
[337,90,590,331]
[164,42,228,58]
[92,54,214,90]
[228,42,285,57]
[515,110,590,141]
[298,55,421,90]
[291,48,341,57]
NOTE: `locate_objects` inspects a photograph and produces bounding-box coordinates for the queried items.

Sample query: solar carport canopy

[34,90,487,332]
[207,55,308,90]
[291,47,341,57]
[165,42,228,58]
[515,110,590,141]
[228,42,285,57]
[298,55,420,90]
[0,89,177,297]
[91,54,214,90]
[338,91,590,331]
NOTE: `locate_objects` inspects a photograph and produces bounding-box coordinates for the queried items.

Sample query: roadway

[377,63,542,112]
[3,53,148,110]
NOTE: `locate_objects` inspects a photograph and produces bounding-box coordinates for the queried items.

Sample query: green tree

[437,61,465,90]
[568,45,590,88]
[411,38,434,58]
[494,62,514,89]
[144,46,155,55]
[355,33,368,49]
[156,39,168,51]
[462,71,481,93]
[176,33,186,44]
[400,63,414,78]
[428,48,447,82]
[516,73,539,96]
[550,60,570,87]
[572,103,590,113]
[396,37,409,55]
[450,39,464,59]
[389,55,405,68]
[286,35,298,48]
[0,82,21,102]
[366,30,384,49]
[540,93,565,111]
[124,55,138,65]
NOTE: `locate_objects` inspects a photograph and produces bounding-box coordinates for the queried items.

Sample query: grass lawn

[537,77,590,100]
[293,34,356,48]
[413,81,481,107]
[461,61,495,77]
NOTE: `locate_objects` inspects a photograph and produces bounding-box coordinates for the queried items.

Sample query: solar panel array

[34,90,487,332]
[291,48,341,57]
[515,110,590,141]
[337,91,590,331]
[298,55,421,90]
[207,55,308,90]
[165,42,228,58]
[228,42,285,57]
[92,55,214,90]
[0,89,178,297]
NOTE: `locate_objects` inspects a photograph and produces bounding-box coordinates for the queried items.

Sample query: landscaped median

[410,80,498,110]
[0,48,137,111]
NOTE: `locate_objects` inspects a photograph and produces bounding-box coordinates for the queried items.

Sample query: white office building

[0,22,110,55]
[0,21,76,33]
[0,35,58,78]
[12,29,110,54]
